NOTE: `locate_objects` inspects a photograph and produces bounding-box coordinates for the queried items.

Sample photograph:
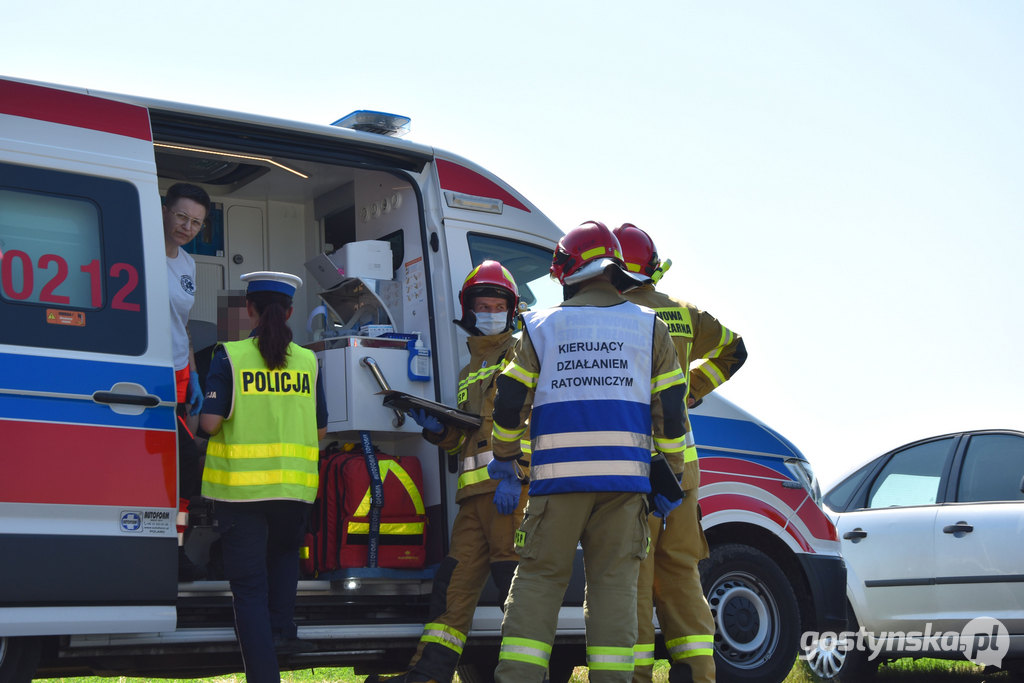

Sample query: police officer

[198,271,328,683]
[614,224,747,683]
[488,221,688,683]
[370,261,528,683]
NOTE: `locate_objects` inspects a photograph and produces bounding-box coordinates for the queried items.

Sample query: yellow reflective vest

[202,339,319,502]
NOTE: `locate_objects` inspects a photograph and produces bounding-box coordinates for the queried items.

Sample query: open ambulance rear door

[0,78,178,637]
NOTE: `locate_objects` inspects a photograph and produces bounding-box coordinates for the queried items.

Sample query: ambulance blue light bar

[331,110,411,137]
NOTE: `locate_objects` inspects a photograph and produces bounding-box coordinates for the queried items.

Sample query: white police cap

[240,271,303,298]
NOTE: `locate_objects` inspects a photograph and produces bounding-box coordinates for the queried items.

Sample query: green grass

[36,657,1013,683]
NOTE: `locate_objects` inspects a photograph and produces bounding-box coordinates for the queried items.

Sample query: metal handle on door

[942,522,974,534]
[843,528,868,541]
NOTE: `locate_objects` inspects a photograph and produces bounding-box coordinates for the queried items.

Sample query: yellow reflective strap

[694,361,727,389]
[492,421,526,442]
[634,642,655,666]
[352,460,425,516]
[347,520,425,535]
[499,636,551,668]
[421,622,466,654]
[654,435,686,454]
[458,466,491,489]
[651,366,686,393]
[502,362,538,388]
[587,645,635,671]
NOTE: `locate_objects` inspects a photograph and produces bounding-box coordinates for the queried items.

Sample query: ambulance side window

[0,162,147,354]
[467,233,559,312]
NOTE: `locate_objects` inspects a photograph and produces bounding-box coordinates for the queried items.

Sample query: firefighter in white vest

[488,221,689,683]
[614,224,747,683]
[369,261,528,683]
[198,271,328,683]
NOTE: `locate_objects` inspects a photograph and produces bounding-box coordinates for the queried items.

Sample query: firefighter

[613,224,747,683]
[368,261,528,683]
[488,221,688,683]
[162,181,210,582]
[198,271,328,683]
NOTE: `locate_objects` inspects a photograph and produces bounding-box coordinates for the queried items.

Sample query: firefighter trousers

[634,488,715,683]
[406,489,526,681]
[495,491,649,683]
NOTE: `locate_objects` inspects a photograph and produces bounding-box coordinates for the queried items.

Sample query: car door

[0,79,178,635]
[835,436,956,633]
[932,431,1024,636]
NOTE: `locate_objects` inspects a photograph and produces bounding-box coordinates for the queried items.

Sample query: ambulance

[0,76,845,683]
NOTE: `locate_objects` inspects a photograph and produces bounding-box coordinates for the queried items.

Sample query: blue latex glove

[493,477,520,515]
[488,458,518,482]
[407,408,443,434]
[188,369,204,416]
[651,493,681,519]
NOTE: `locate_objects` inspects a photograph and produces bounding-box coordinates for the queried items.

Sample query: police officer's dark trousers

[216,499,308,683]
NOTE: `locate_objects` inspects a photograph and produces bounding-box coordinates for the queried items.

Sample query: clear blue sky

[5,1,1022,487]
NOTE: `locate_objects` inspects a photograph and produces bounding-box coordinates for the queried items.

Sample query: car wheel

[802,630,878,681]
[0,636,40,683]
[702,543,800,683]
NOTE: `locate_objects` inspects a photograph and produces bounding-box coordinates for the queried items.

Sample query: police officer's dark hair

[164,182,212,214]
[247,290,293,370]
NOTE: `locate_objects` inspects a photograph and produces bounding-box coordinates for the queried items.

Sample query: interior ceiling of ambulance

[155,146,369,204]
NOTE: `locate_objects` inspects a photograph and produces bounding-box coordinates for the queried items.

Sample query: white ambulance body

[0,77,844,683]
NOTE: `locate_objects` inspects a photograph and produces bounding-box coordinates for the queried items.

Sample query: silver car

[805,429,1024,681]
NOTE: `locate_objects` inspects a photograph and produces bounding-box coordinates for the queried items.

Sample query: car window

[824,461,874,511]
[866,438,953,508]
[957,433,1024,503]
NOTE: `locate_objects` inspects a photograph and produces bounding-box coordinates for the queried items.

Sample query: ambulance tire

[701,543,800,683]
[0,636,41,683]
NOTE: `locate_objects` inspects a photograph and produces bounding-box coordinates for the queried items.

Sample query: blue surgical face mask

[474,312,507,336]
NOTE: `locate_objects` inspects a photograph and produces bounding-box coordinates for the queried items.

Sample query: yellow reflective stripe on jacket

[654,434,686,454]
[493,420,527,443]
[666,634,714,660]
[633,642,655,667]
[587,645,635,671]
[693,359,727,389]
[501,361,538,388]
[420,622,467,655]
[351,460,425,516]
[458,361,507,393]
[458,450,495,489]
[499,636,551,667]
[651,366,686,394]
[347,520,425,535]
[703,325,737,358]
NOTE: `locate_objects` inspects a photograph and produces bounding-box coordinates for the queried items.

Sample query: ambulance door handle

[92,381,163,416]
[93,392,160,407]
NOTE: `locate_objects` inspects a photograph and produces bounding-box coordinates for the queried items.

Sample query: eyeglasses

[172,210,205,231]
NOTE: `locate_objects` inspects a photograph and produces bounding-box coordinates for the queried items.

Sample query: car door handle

[843,528,868,541]
[942,522,974,534]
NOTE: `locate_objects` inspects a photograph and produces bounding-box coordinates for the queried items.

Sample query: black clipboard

[381,390,482,431]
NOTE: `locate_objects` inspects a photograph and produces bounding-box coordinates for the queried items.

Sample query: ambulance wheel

[702,543,800,683]
[0,636,40,683]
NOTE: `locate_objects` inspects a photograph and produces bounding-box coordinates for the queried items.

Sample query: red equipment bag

[303,442,427,576]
